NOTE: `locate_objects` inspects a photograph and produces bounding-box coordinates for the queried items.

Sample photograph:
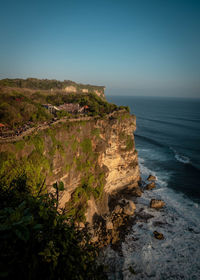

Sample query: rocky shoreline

[86,174,165,252]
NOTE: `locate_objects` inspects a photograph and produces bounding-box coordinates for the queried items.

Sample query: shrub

[118,105,130,113]
[0,176,107,280]
[91,128,100,138]
[125,135,134,151]
[81,138,92,154]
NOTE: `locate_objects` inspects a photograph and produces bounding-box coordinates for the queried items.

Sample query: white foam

[120,187,200,279]
[102,159,200,279]
[170,147,191,164]
[175,153,190,164]
[139,157,169,187]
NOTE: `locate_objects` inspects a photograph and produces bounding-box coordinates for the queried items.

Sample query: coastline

[99,157,200,279]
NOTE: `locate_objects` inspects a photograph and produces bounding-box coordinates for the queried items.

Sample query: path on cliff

[0,116,92,143]
[0,110,126,143]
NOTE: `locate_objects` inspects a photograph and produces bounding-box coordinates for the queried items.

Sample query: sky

[0,0,200,97]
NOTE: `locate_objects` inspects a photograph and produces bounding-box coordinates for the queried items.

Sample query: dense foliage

[0,89,124,128]
[0,78,105,92]
[48,92,119,117]
[0,91,52,128]
[0,78,131,128]
[0,176,107,280]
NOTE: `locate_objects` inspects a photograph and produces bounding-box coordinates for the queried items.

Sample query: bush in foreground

[0,176,107,280]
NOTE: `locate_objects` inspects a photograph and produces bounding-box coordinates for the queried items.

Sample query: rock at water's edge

[150,199,165,209]
[123,200,136,215]
[147,175,156,181]
[153,231,164,240]
[145,182,156,190]
[131,187,142,197]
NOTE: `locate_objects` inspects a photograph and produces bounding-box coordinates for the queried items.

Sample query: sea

[103,96,200,280]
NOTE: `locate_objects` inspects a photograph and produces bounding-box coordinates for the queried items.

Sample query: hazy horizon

[1,0,200,98]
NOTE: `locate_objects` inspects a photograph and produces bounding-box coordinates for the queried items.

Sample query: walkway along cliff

[0,108,141,246]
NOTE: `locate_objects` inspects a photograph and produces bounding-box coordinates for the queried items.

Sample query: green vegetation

[0,133,51,191]
[118,105,130,113]
[45,92,118,117]
[0,150,49,193]
[119,132,134,151]
[30,134,45,154]
[125,135,134,151]
[75,157,90,172]
[0,78,132,128]
[92,173,105,200]
[80,138,92,154]
[0,118,106,224]
[55,110,70,119]
[91,128,100,138]
[117,111,131,122]
[119,132,126,141]
[66,172,105,222]
[0,176,107,280]
[46,128,65,156]
[0,91,52,128]
[71,139,79,152]
[0,78,105,93]
[0,89,125,128]
[14,140,25,151]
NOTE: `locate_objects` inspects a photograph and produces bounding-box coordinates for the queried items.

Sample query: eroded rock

[150,199,165,209]
[78,222,85,229]
[153,231,164,240]
[145,182,156,190]
[123,200,136,215]
[106,220,114,230]
[114,205,123,214]
[131,187,142,197]
[147,175,156,181]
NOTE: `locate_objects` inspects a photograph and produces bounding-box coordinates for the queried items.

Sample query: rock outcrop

[153,231,164,240]
[123,200,136,216]
[150,199,165,209]
[145,181,156,190]
[147,174,156,181]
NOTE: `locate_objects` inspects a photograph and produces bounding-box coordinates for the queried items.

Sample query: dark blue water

[107,96,200,203]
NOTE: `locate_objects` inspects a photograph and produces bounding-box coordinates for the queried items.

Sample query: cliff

[0,109,140,229]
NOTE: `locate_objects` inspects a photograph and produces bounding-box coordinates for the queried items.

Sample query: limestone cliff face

[85,111,140,224]
[99,114,139,194]
[0,110,140,224]
[64,85,105,98]
[49,110,140,223]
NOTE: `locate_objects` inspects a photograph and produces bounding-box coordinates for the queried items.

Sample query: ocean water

[104,96,200,279]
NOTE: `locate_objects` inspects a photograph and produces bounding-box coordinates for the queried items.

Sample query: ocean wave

[139,157,168,187]
[167,116,200,123]
[138,115,200,131]
[170,147,191,164]
[135,134,165,148]
[175,153,190,164]
[170,149,200,171]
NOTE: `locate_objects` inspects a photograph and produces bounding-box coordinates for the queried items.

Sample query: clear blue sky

[0,0,200,97]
